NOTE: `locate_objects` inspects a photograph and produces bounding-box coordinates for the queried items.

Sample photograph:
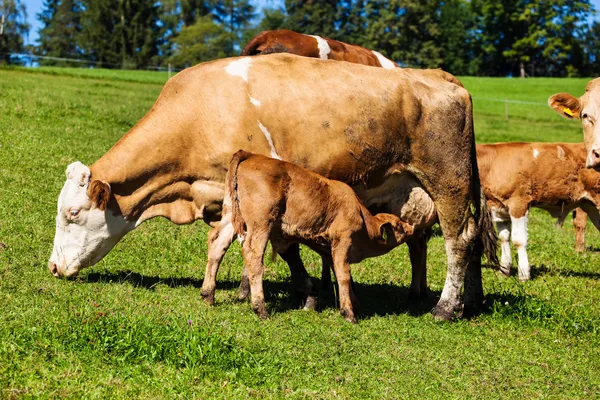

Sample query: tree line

[1,0,599,77]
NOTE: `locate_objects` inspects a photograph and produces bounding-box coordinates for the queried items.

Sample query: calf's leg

[276,243,318,311]
[201,217,236,305]
[242,228,270,319]
[573,209,587,253]
[510,211,530,281]
[331,240,358,323]
[495,220,512,276]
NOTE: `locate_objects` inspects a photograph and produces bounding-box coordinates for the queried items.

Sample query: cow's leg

[573,208,587,253]
[496,220,512,276]
[407,233,428,300]
[331,239,358,323]
[276,243,318,311]
[510,211,530,281]
[200,218,236,305]
[238,263,251,301]
[242,229,270,319]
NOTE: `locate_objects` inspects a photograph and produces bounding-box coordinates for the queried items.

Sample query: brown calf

[477,142,600,281]
[225,150,414,323]
[241,29,398,69]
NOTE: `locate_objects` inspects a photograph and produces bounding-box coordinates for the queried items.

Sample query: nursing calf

[478,142,600,281]
[226,151,414,323]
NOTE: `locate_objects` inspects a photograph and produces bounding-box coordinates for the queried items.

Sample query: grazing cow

[549,78,600,169]
[241,29,399,69]
[225,151,414,322]
[477,142,600,281]
[49,53,497,321]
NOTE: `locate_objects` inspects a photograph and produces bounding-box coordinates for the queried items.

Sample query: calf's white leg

[496,220,512,276]
[510,212,530,281]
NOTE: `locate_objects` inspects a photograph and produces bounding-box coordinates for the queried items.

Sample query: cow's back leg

[275,243,319,311]
[201,215,236,305]
[573,208,587,253]
[407,231,429,300]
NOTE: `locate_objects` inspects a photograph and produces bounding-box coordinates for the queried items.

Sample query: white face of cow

[549,78,600,169]
[48,162,134,278]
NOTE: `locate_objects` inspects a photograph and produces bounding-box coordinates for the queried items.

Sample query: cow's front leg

[407,232,428,300]
[201,217,236,305]
[510,211,530,281]
[496,219,512,276]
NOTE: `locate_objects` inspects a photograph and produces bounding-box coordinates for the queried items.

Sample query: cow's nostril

[593,149,600,160]
[49,262,58,276]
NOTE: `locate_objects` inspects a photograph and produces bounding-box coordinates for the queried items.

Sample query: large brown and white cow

[49,53,496,320]
[549,78,600,169]
[477,142,600,281]
[241,29,398,69]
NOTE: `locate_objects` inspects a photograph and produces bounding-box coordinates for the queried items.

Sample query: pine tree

[37,0,82,65]
[213,0,255,56]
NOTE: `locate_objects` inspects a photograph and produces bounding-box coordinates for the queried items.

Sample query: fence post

[505,97,509,120]
[168,63,172,80]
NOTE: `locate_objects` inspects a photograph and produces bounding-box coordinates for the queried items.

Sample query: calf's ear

[548,93,582,119]
[88,180,111,211]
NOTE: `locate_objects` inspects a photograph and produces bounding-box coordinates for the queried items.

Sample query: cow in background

[477,142,600,281]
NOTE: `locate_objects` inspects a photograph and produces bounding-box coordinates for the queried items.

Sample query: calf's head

[549,78,600,169]
[48,162,134,278]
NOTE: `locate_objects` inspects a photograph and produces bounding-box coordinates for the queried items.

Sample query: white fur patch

[557,145,566,160]
[248,95,261,107]
[533,149,539,158]
[257,121,281,160]
[225,58,252,82]
[309,35,331,60]
[372,51,396,69]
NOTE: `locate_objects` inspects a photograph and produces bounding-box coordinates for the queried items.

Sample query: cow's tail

[226,150,253,236]
[241,31,269,56]
[469,123,498,266]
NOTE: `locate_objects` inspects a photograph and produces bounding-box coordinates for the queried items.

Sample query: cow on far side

[477,142,600,281]
[241,29,399,69]
[225,150,414,323]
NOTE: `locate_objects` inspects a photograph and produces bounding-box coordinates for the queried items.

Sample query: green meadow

[0,66,598,399]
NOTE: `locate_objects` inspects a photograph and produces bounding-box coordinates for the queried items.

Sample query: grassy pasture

[0,66,599,399]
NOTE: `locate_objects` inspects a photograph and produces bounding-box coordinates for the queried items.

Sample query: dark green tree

[214,0,255,55]
[0,0,30,63]
[284,0,339,38]
[169,15,229,66]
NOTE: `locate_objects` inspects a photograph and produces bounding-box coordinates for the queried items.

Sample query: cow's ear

[88,180,111,211]
[548,93,582,119]
[66,161,91,186]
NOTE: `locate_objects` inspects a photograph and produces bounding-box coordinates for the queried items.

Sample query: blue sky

[21,0,600,46]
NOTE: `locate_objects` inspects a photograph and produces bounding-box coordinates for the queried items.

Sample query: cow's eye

[583,113,589,119]
[69,209,80,218]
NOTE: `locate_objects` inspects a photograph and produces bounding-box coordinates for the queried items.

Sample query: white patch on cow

[510,213,530,281]
[257,121,282,160]
[496,220,512,270]
[372,51,396,69]
[225,57,252,82]
[309,35,331,60]
[248,95,261,107]
[533,149,540,158]
[49,162,135,278]
[557,145,566,160]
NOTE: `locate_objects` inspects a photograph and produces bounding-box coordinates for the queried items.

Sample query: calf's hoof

[200,288,215,306]
[237,283,251,301]
[341,309,357,324]
[303,295,318,311]
[499,264,512,277]
[252,304,269,320]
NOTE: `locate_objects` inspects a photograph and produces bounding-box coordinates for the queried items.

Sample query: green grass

[1,67,599,399]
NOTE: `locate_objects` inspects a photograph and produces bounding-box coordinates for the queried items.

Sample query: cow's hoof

[460,303,481,319]
[431,303,456,322]
[341,310,357,324]
[408,289,428,303]
[237,286,250,302]
[200,289,215,306]
[252,305,269,320]
[303,295,318,311]
[518,275,531,282]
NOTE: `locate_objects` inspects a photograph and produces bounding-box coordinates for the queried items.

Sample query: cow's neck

[90,109,218,225]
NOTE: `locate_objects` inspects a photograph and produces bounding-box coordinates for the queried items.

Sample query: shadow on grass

[483,262,600,280]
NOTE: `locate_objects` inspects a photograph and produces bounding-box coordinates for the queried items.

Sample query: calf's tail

[226,150,253,236]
